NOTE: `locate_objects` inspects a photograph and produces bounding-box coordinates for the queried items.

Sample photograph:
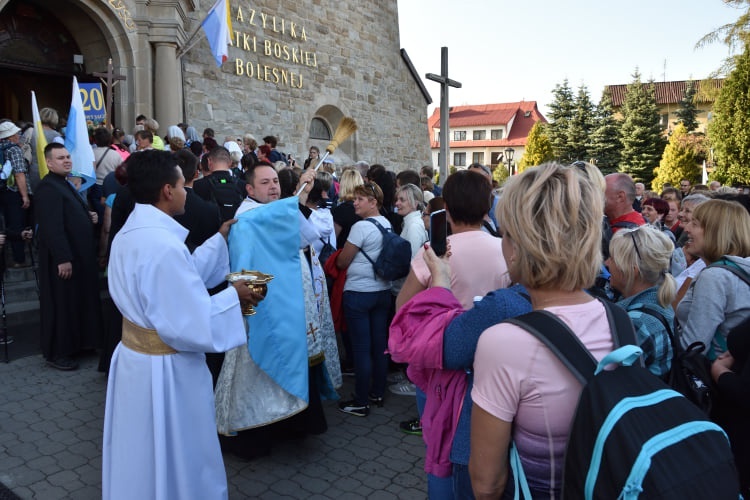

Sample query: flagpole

[176,25,207,59]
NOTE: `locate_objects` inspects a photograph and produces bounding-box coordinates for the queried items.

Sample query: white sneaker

[388,379,416,397]
[387,371,406,384]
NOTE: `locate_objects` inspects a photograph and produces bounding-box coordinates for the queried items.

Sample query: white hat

[0,121,21,140]
[223,140,242,155]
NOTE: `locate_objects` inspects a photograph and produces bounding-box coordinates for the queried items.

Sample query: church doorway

[0,0,116,124]
[309,105,357,164]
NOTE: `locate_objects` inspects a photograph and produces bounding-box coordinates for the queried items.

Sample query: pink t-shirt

[471,299,614,494]
[411,230,510,309]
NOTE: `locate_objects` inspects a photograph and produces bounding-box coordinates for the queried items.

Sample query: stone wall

[182,0,432,172]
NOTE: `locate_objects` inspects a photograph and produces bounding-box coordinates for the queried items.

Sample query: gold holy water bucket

[225,270,274,316]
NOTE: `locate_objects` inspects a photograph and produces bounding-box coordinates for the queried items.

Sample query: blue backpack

[505,301,739,499]
[359,218,412,281]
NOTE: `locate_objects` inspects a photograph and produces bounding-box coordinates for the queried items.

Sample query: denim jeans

[452,463,475,499]
[343,289,391,405]
[416,386,458,499]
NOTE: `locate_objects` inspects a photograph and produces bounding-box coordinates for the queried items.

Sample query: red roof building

[604,79,723,133]
[428,101,547,170]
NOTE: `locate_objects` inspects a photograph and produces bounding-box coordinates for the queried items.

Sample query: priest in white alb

[102,150,261,500]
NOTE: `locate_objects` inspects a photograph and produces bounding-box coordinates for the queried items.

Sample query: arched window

[309,118,331,140]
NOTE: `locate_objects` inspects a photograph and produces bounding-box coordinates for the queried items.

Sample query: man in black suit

[174,149,221,252]
[192,146,246,222]
[35,143,103,371]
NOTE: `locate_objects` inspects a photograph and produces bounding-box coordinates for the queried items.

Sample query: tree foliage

[568,84,596,161]
[652,123,700,190]
[492,163,509,185]
[589,88,622,174]
[547,79,576,162]
[518,122,555,172]
[697,0,750,75]
[675,80,700,132]
[708,43,750,185]
[619,70,666,185]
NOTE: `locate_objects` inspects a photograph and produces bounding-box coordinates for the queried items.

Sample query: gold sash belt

[121,318,177,355]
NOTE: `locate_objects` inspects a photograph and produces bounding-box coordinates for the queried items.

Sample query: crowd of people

[0,108,748,498]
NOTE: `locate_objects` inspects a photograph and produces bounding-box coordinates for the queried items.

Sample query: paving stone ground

[0,350,427,499]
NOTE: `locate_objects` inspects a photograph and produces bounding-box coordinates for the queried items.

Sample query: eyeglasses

[468,163,491,176]
[629,230,642,262]
[365,183,377,197]
[570,161,589,178]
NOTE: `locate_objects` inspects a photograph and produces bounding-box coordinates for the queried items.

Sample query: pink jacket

[389,287,467,477]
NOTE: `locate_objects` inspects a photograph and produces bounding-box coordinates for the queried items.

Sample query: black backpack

[632,304,717,415]
[359,218,412,281]
[207,174,245,222]
[506,301,739,499]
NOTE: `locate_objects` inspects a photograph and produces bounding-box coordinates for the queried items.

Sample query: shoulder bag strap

[95,147,111,170]
[505,310,598,385]
[629,303,680,355]
[628,304,673,338]
[482,220,500,238]
[600,299,638,349]
[358,218,384,268]
[505,299,638,385]
[708,259,750,288]
[705,259,750,354]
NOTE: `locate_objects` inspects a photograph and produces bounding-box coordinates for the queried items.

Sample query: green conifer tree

[589,88,622,174]
[619,70,665,184]
[547,79,575,162]
[567,84,596,161]
[518,122,554,172]
[652,123,700,190]
[708,43,750,185]
[675,80,699,132]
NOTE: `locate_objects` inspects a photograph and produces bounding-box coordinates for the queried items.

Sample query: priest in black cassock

[35,143,102,371]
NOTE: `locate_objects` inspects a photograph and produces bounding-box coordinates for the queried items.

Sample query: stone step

[1,270,110,327]
[4,265,40,283]
[4,279,40,304]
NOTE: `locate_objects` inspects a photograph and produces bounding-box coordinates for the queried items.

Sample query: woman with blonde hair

[242,133,257,154]
[469,163,621,498]
[332,168,364,249]
[394,183,427,256]
[607,225,676,378]
[143,118,164,150]
[677,199,750,356]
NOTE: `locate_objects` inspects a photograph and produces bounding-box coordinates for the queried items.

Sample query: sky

[397,0,741,118]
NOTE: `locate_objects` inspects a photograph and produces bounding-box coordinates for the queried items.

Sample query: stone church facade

[0,0,432,169]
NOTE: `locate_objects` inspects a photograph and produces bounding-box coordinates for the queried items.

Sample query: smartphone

[429,209,447,257]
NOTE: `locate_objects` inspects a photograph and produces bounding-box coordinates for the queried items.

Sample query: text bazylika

[229,4,318,89]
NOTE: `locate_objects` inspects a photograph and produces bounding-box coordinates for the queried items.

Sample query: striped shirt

[618,287,674,378]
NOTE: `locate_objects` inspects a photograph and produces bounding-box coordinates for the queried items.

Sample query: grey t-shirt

[344,216,392,293]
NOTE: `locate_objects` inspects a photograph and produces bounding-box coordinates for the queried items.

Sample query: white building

[429,101,547,175]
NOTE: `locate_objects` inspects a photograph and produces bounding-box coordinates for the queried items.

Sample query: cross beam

[426,47,461,187]
[92,58,126,130]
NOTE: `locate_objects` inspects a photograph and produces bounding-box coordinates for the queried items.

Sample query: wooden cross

[92,58,126,130]
[426,47,462,187]
[306,322,318,342]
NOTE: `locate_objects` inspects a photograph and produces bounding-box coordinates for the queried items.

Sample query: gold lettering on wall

[235,58,303,89]
[228,3,317,88]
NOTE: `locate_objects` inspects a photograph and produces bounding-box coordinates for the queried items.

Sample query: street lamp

[505,147,515,175]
